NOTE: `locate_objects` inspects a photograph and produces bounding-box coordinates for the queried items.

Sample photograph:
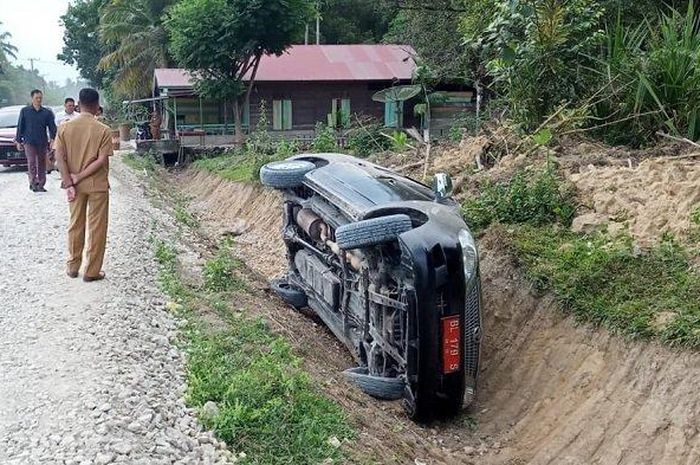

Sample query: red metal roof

[154,45,417,88]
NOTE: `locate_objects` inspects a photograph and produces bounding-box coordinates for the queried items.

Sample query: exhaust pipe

[295,208,327,241]
[295,207,363,270]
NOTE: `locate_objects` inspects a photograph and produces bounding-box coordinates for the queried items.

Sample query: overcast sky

[3,0,80,84]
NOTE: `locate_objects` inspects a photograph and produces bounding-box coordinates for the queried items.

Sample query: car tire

[259,160,315,189]
[335,214,412,250]
[270,278,308,309]
[343,367,405,400]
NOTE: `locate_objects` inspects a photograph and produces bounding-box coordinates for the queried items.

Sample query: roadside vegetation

[461,167,700,349]
[120,153,353,463]
[192,103,392,183]
[151,236,352,465]
[122,151,159,173]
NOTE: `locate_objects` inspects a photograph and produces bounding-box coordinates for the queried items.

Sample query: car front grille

[0,146,23,160]
[464,277,481,383]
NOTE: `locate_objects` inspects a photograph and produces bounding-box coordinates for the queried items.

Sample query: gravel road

[0,158,232,465]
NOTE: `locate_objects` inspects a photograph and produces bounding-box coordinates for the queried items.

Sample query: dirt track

[175,169,700,465]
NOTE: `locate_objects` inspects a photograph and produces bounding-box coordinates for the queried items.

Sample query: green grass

[203,242,245,293]
[462,167,700,349]
[462,166,577,232]
[193,151,283,184]
[151,237,352,464]
[174,204,200,229]
[123,151,159,172]
[506,224,700,348]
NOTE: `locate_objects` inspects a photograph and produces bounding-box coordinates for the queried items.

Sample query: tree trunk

[233,99,243,145]
[476,80,482,121]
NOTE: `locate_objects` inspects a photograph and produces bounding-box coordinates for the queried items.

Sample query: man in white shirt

[57,98,78,125]
[50,97,79,173]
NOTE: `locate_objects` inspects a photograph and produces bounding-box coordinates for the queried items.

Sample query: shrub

[462,166,577,231]
[386,130,411,152]
[479,0,605,129]
[274,138,301,158]
[448,112,484,142]
[345,116,391,157]
[312,122,338,152]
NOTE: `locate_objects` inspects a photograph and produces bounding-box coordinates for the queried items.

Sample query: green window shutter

[397,101,404,127]
[331,99,338,120]
[272,100,282,130]
[341,98,351,126]
[282,99,293,130]
[384,100,398,127]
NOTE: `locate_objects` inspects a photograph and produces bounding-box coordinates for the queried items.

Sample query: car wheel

[335,214,412,250]
[343,367,405,400]
[270,278,308,309]
[259,160,315,189]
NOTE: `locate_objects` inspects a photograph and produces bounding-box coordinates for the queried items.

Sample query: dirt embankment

[178,169,287,278]
[569,158,700,246]
[175,166,700,465]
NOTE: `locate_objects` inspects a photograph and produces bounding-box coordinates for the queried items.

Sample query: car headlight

[458,229,478,288]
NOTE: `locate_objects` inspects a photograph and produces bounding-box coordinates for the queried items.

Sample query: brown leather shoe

[67,270,79,278]
[83,271,106,282]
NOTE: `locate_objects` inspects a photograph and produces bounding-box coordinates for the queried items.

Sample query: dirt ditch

[173,168,700,465]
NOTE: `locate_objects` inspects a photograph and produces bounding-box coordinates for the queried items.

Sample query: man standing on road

[54,88,114,282]
[57,97,78,125]
[15,89,57,192]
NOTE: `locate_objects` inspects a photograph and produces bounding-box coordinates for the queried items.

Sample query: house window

[384,100,403,128]
[272,99,293,130]
[329,98,351,128]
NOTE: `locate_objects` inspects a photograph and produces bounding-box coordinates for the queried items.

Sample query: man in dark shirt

[15,89,57,192]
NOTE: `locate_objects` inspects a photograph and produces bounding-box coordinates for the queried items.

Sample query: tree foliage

[385,6,472,82]
[166,0,314,141]
[479,0,605,128]
[98,0,175,98]
[58,0,111,88]
[319,0,396,44]
[0,22,18,76]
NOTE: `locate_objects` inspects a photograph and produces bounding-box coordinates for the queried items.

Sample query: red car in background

[0,105,26,168]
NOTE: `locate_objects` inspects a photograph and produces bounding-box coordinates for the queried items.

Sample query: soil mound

[569,158,700,245]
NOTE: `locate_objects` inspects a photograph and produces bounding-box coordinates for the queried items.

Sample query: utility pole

[29,58,37,73]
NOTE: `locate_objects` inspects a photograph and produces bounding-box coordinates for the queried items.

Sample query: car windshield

[0,110,20,128]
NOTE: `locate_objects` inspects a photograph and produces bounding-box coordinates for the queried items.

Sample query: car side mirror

[432,172,453,200]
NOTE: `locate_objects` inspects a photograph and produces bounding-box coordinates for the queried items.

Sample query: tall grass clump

[591,3,700,144]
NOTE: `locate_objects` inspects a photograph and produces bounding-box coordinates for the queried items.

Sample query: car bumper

[0,158,27,166]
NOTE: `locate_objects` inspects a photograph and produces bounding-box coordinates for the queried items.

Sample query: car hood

[295,153,435,219]
[0,127,15,141]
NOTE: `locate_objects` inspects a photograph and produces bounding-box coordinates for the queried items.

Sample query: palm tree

[0,22,18,74]
[98,0,175,97]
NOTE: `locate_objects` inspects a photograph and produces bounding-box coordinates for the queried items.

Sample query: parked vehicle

[0,105,26,168]
[0,105,60,173]
[260,153,482,421]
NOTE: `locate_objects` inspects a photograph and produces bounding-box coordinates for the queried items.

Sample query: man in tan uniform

[54,88,114,282]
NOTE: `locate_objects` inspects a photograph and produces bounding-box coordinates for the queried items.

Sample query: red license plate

[442,315,461,374]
